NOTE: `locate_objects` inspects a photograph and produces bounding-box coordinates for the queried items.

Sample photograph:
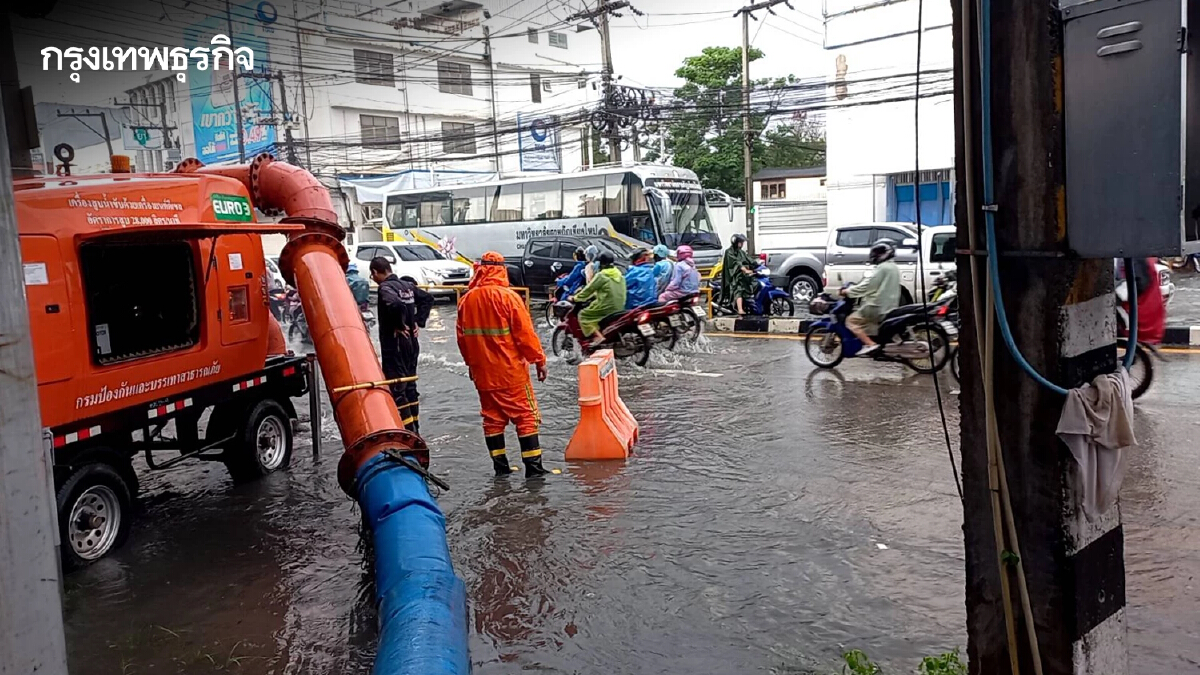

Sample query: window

[442,122,477,155]
[354,49,395,86]
[929,233,957,263]
[420,194,452,226]
[395,245,445,261]
[527,27,538,43]
[492,183,522,221]
[356,245,380,261]
[360,114,400,145]
[437,61,473,96]
[887,171,954,225]
[563,176,605,217]
[629,178,648,212]
[548,31,567,48]
[760,180,786,200]
[873,228,913,245]
[836,228,873,248]
[523,180,563,220]
[530,74,542,103]
[450,186,490,223]
[80,241,200,365]
[527,240,555,258]
[604,173,627,214]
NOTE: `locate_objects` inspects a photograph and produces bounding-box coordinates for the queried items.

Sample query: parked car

[347,241,472,295]
[506,235,636,298]
[762,222,920,306]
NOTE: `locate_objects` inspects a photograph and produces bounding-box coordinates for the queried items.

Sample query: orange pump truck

[17,154,470,673]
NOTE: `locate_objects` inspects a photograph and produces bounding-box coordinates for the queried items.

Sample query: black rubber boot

[519,434,550,477]
[487,434,512,476]
[408,402,420,435]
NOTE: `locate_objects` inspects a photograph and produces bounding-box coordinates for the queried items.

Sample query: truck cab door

[521,239,558,294]
[213,235,264,346]
[19,235,74,384]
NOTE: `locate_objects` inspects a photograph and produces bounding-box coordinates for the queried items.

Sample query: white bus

[380,164,727,273]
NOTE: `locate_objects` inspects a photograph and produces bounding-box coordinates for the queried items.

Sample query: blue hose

[978,0,1136,395]
[356,454,469,675]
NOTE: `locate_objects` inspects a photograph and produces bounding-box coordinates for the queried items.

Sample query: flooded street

[62,305,1200,674]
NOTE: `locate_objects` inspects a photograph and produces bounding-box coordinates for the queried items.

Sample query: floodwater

[62,305,1200,674]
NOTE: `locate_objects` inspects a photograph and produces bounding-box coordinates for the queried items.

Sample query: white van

[347,241,472,295]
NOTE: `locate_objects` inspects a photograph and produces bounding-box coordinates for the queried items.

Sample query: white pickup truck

[822,225,957,305]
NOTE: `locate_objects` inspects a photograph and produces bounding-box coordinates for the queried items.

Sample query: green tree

[647,46,825,198]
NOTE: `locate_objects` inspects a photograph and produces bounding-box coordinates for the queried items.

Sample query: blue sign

[184,2,276,163]
[517,113,561,172]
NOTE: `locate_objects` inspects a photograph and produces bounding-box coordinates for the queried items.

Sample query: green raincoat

[574,267,627,335]
[720,245,756,307]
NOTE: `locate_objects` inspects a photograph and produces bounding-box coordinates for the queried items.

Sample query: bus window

[451,187,489,224]
[563,176,604,217]
[420,194,452,226]
[629,174,649,213]
[604,173,627,214]
[492,183,522,221]
[523,180,563,220]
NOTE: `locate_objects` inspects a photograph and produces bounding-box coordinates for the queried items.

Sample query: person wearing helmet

[719,233,756,315]
[624,248,659,309]
[572,252,627,345]
[555,246,589,298]
[583,244,601,284]
[841,240,901,354]
[652,243,675,294]
[659,245,701,302]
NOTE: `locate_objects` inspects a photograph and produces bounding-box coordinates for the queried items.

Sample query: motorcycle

[1167,253,1200,273]
[1115,279,1160,400]
[268,288,288,322]
[550,300,655,367]
[804,291,953,374]
[713,263,794,317]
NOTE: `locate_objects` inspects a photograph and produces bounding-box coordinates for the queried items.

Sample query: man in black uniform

[369,257,433,433]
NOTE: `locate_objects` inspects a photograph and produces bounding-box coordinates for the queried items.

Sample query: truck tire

[789,272,822,306]
[57,461,134,569]
[223,399,293,483]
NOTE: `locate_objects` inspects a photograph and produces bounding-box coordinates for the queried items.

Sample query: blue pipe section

[978,0,1136,396]
[356,454,469,675]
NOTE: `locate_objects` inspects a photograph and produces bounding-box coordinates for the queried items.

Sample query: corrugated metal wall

[755,201,828,250]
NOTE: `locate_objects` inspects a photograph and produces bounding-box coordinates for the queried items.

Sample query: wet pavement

[62,304,1199,674]
[1168,269,1200,327]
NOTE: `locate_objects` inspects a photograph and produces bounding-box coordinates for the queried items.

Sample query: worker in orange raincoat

[457,251,550,477]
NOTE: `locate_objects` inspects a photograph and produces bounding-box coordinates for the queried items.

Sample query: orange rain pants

[478,383,542,437]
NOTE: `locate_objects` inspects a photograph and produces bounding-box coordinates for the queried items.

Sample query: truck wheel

[789,273,821,306]
[224,399,293,483]
[57,462,133,569]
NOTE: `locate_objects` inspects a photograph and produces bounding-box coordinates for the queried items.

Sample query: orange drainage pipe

[179,154,418,492]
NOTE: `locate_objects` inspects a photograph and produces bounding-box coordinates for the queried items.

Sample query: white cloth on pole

[1055,370,1136,520]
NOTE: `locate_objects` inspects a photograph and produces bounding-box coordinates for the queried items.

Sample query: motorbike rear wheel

[900,322,951,374]
[679,310,703,342]
[653,320,679,351]
[770,296,795,317]
[551,326,580,364]
[1120,339,1154,400]
[613,331,651,367]
[804,324,845,369]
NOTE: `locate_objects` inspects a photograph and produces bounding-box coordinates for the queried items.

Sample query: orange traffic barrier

[565,349,638,460]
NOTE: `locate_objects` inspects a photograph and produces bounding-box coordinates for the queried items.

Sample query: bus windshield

[660,190,721,250]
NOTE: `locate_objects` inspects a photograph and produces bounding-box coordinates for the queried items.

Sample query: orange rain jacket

[457,252,547,391]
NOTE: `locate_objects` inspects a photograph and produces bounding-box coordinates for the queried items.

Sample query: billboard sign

[184,1,277,163]
[517,113,561,172]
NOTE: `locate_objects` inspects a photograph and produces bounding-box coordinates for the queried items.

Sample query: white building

[822,0,956,227]
[752,166,827,202]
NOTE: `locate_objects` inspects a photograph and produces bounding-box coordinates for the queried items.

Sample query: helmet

[573,246,586,261]
[652,244,670,259]
[675,245,694,261]
[584,245,599,262]
[869,240,896,264]
[598,252,615,268]
[731,233,747,248]
[629,248,651,264]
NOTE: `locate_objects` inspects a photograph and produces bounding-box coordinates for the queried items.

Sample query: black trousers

[381,336,420,432]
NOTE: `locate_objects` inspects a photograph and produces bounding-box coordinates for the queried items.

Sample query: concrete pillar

[953,0,1129,673]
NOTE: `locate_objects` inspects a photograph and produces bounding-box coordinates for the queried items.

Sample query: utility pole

[733,0,792,254]
[0,35,71,675]
[275,72,300,166]
[291,2,312,169]
[482,25,502,175]
[569,0,641,164]
[954,0,1127,673]
[226,0,246,162]
[57,110,115,160]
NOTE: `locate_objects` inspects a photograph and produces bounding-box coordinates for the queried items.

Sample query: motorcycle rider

[583,244,601,284]
[659,245,701,302]
[555,247,589,298]
[572,252,627,346]
[624,248,659,309]
[1117,258,1165,345]
[457,251,550,477]
[370,257,423,433]
[840,240,901,355]
[720,233,756,315]
[652,244,675,294]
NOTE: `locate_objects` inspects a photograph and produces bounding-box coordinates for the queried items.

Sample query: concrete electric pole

[0,17,71,675]
[954,0,1128,673]
[597,0,622,163]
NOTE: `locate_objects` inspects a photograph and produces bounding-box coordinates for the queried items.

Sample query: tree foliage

[645,46,826,199]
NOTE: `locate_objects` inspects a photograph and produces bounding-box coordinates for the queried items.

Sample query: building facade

[822,0,956,227]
